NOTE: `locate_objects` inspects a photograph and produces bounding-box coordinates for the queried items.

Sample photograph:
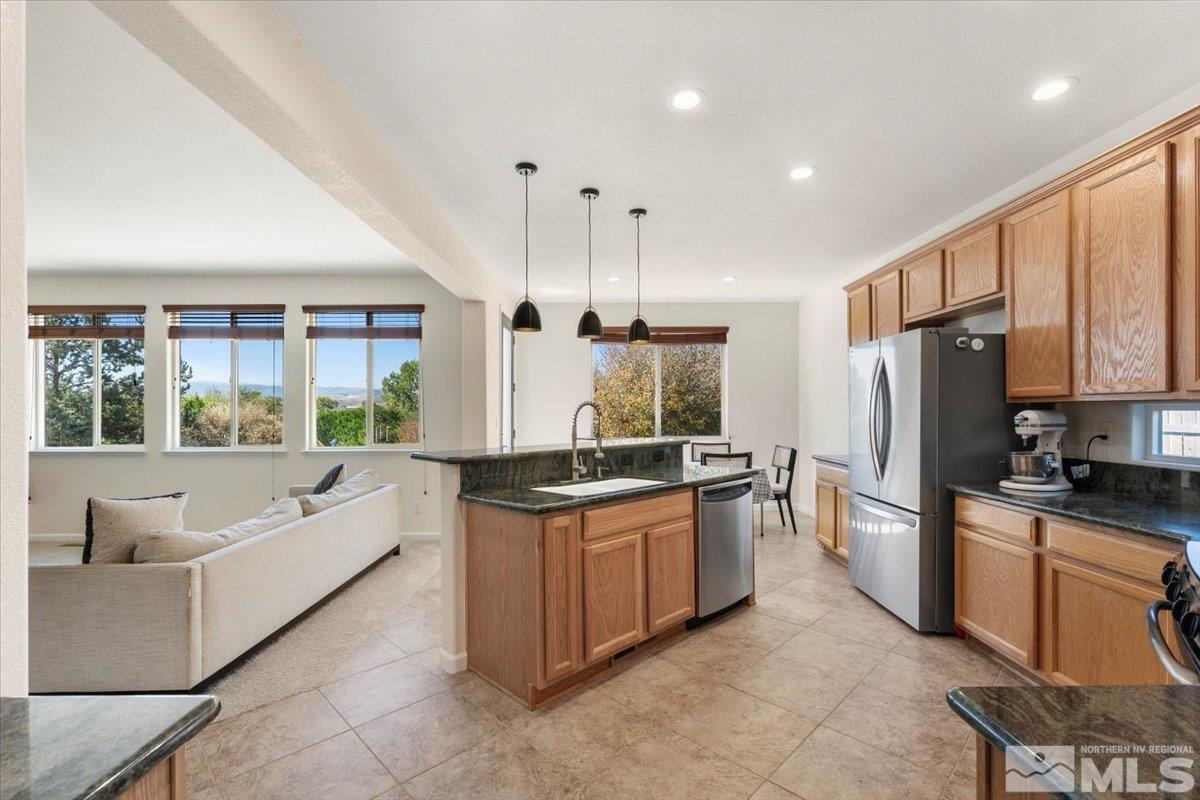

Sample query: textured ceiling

[275,0,1200,300]
[26,0,415,275]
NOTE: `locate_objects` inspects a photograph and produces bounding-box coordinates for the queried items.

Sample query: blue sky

[181,338,418,390]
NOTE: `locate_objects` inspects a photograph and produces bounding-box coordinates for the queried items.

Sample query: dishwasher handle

[700,482,752,503]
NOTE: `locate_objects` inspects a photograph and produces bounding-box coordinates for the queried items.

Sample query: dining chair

[691,441,732,463]
[700,451,752,468]
[771,445,799,533]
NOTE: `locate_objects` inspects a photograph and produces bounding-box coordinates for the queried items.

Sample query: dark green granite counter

[411,437,689,464]
[812,454,849,467]
[0,694,218,800]
[947,685,1199,799]
[948,483,1200,546]
[459,463,758,514]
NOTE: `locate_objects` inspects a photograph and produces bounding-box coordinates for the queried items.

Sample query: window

[1135,403,1200,467]
[28,306,145,449]
[591,326,727,439]
[305,305,424,448]
[168,306,284,449]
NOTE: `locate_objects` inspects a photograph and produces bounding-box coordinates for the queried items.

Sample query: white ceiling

[275,0,1200,301]
[25,0,415,275]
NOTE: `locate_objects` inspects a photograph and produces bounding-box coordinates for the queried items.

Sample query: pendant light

[512,162,541,332]
[627,208,651,344]
[576,188,603,339]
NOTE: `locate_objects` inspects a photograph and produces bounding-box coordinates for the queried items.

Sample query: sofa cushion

[134,497,302,563]
[298,469,381,516]
[313,463,345,494]
[85,492,188,564]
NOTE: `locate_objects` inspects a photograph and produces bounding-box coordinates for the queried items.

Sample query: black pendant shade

[577,187,603,339]
[513,162,541,332]
[627,207,650,344]
[627,315,651,344]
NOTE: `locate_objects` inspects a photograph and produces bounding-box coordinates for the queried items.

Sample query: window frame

[170,337,285,451]
[1132,402,1200,470]
[28,337,146,452]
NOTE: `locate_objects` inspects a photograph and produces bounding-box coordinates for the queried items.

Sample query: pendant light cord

[587,194,593,308]
[635,214,642,318]
[523,170,530,300]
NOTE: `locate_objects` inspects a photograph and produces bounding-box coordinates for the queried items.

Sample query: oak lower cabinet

[814,481,837,550]
[582,532,646,661]
[541,514,582,683]
[954,524,1039,668]
[645,519,695,633]
[834,486,851,559]
[813,460,850,559]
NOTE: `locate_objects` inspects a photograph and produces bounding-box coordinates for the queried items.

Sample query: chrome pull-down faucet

[570,401,605,479]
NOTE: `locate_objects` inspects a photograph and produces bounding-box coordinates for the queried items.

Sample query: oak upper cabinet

[954,525,1039,668]
[902,250,945,320]
[871,270,903,339]
[582,531,646,662]
[1003,190,1073,398]
[1072,142,1172,395]
[1176,124,1200,391]
[814,480,837,550]
[847,284,873,345]
[834,486,851,559]
[945,223,1002,306]
[540,514,582,683]
[645,519,695,633]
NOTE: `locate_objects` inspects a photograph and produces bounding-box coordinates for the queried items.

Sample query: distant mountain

[184,382,379,408]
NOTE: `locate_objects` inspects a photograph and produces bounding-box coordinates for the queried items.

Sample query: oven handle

[1146,600,1199,685]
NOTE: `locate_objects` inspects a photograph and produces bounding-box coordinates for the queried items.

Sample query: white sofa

[28,484,402,693]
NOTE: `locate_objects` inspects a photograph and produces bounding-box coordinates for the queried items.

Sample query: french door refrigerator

[848,328,1011,632]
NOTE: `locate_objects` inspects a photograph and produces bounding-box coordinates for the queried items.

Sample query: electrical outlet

[412,499,422,514]
[1099,421,1116,442]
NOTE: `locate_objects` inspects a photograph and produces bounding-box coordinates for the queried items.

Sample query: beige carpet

[200,540,442,720]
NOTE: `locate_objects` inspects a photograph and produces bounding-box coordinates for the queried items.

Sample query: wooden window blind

[592,326,728,345]
[303,305,424,340]
[28,306,146,339]
[164,305,285,340]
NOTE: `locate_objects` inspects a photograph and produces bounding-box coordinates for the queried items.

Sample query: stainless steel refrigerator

[848,328,1012,633]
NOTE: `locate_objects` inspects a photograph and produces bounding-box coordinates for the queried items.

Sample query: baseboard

[795,504,815,517]
[402,531,440,541]
[439,648,467,674]
[30,533,84,544]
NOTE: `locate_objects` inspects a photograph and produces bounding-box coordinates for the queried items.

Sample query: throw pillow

[312,463,345,494]
[84,492,188,564]
[298,468,381,516]
[134,497,302,563]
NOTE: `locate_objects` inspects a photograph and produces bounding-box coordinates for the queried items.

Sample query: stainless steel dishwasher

[696,477,755,616]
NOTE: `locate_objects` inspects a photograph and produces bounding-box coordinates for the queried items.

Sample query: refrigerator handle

[851,495,917,527]
[877,359,892,479]
[868,355,883,481]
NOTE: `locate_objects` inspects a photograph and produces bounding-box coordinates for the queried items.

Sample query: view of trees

[592,343,722,438]
[315,359,420,446]
[178,357,284,447]
[42,338,144,447]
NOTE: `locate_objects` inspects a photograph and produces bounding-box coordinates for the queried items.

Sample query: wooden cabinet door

[954,526,1039,668]
[871,270,903,338]
[814,481,837,550]
[646,520,695,633]
[834,486,851,559]
[1041,555,1171,685]
[1072,142,1172,394]
[582,532,646,662]
[945,224,1001,305]
[540,514,581,684]
[1003,190,1073,398]
[1176,124,1200,391]
[847,284,872,345]
[902,250,945,320]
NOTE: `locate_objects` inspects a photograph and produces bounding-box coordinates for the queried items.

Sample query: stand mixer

[999,410,1074,493]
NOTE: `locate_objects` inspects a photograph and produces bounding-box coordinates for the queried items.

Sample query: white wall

[27,272,461,536]
[513,302,799,482]
[1,0,29,696]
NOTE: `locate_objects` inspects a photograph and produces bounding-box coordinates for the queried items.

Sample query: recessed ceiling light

[669,88,705,111]
[789,165,817,181]
[607,276,620,282]
[1032,77,1077,101]
[722,275,739,282]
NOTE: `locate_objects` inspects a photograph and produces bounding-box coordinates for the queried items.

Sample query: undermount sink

[530,478,665,497]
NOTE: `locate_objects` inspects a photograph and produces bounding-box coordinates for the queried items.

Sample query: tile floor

[186,513,1022,800]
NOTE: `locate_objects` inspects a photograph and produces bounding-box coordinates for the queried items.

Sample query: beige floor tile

[411,648,474,687]
[453,673,534,725]
[593,655,723,722]
[203,690,349,781]
[890,630,1000,680]
[356,691,502,782]
[772,573,867,607]
[373,788,415,800]
[748,782,802,800]
[507,690,665,783]
[666,686,817,777]
[319,656,449,726]
[809,601,911,649]
[326,632,407,682]
[770,726,947,800]
[581,730,762,800]
[748,590,833,627]
[707,609,803,651]
[940,740,978,800]
[379,614,441,654]
[403,732,582,800]
[185,744,216,795]
[822,684,972,769]
[189,786,225,800]
[861,652,1000,704]
[729,652,859,722]
[770,627,889,682]
[218,730,395,800]
[657,630,769,682]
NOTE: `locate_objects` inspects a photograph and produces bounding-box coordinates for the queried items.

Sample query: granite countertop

[948,483,1200,546]
[459,463,759,514]
[947,685,1200,799]
[812,454,849,467]
[411,437,689,464]
[1,694,219,800]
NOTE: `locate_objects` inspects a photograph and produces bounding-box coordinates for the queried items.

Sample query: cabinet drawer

[815,462,849,486]
[954,496,1038,545]
[583,490,691,541]
[1043,517,1179,584]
